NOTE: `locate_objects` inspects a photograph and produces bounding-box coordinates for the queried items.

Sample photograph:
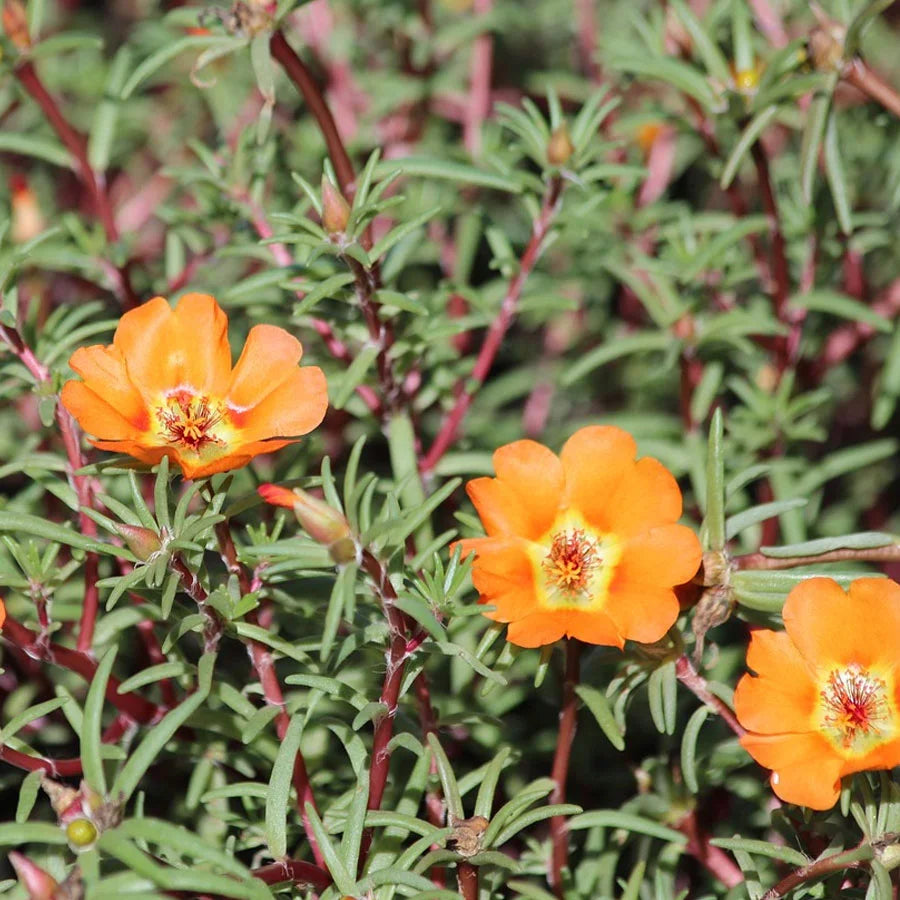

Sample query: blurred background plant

[0,0,899,897]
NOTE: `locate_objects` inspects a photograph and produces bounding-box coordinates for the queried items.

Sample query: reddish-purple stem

[421,175,564,474]
[549,639,581,897]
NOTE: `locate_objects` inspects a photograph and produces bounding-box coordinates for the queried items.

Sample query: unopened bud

[10,176,45,244]
[116,523,163,561]
[321,176,351,235]
[259,484,356,563]
[2,0,30,50]
[808,23,846,72]
[636,121,663,156]
[8,852,59,900]
[546,124,574,167]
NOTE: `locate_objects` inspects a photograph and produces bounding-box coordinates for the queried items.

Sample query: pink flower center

[820,664,889,750]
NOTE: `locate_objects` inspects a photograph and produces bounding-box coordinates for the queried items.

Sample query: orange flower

[458,426,702,648]
[735,577,900,810]
[61,294,328,479]
[0,596,5,630]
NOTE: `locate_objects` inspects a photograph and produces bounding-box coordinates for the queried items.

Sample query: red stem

[675,655,745,737]
[734,543,900,570]
[0,322,103,653]
[844,59,900,121]
[269,30,356,197]
[678,809,744,888]
[549,639,581,897]
[421,175,564,474]
[458,861,479,900]
[1,615,161,723]
[14,61,138,309]
[212,519,324,866]
[252,858,331,892]
[357,549,420,872]
[463,0,493,156]
[0,744,83,777]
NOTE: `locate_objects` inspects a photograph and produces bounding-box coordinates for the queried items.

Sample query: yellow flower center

[531,514,621,610]
[542,529,599,597]
[819,664,894,755]
[155,390,228,453]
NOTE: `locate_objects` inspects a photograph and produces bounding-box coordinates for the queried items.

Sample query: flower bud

[321,176,351,235]
[259,484,356,563]
[546,124,574,167]
[808,23,846,72]
[115,523,163,561]
[9,176,44,244]
[8,852,59,900]
[2,0,30,50]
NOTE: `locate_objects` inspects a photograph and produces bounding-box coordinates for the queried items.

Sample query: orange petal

[783,577,897,669]
[559,426,637,530]
[258,484,300,508]
[602,580,680,644]
[565,609,623,648]
[734,630,817,734]
[113,296,179,397]
[854,735,900,774]
[605,457,684,538]
[171,293,231,395]
[67,345,148,429]
[614,524,702,588]
[506,610,566,648]
[740,732,842,810]
[846,578,900,668]
[174,449,256,480]
[467,478,538,539]
[490,440,563,537]
[470,539,538,622]
[231,366,328,440]
[61,382,146,441]
[89,438,168,467]
[0,597,5,630]
[227,324,303,410]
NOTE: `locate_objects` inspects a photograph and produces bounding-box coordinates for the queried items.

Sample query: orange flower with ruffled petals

[735,577,900,810]
[458,426,702,648]
[61,294,328,479]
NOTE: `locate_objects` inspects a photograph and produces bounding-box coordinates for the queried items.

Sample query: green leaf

[789,290,891,332]
[0,696,69,744]
[113,653,215,802]
[562,332,672,385]
[305,802,355,894]
[0,511,124,557]
[720,106,779,189]
[0,823,69,846]
[824,112,852,234]
[81,647,117,796]
[474,747,511,818]
[574,684,625,751]
[427,732,463,821]
[372,157,521,193]
[725,498,807,541]
[121,35,244,99]
[703,408,726,552]
[709,837,807,866]
[680,705,709,794]
[567,810,687,845]
[759,532,896,558]
[265,713,303,858]
[0,134,72,168]
[614,54,721,111]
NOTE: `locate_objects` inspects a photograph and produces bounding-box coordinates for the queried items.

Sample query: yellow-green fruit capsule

[66,818,98,847]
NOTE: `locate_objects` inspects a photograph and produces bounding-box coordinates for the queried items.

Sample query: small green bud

[116,523,163,561]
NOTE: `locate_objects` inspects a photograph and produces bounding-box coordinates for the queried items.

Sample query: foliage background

[1,0,899,897]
